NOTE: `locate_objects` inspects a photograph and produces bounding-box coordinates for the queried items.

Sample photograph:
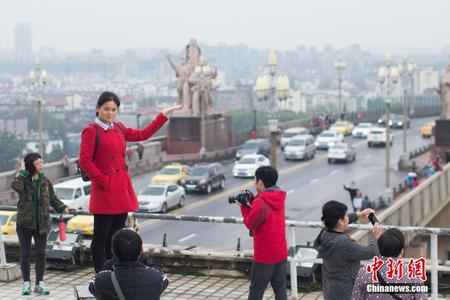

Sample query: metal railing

[1,210,449,299]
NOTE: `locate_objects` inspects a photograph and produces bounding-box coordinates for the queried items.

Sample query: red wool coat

[79,113,168,214]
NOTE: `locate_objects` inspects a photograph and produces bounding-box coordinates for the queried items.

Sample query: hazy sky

[1,0,450,54]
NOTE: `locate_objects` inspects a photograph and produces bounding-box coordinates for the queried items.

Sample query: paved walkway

[0,267,324,300]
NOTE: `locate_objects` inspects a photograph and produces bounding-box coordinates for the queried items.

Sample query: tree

[0,131,26,172]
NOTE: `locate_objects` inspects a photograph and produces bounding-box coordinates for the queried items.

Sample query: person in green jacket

[11,153,72,296]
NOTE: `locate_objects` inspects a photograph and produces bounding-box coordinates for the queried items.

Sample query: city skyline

[1,0,450,54]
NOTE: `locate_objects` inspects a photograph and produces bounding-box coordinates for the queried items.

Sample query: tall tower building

[14,22,32,62]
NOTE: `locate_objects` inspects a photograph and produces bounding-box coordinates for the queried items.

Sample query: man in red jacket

[237,166,287,300]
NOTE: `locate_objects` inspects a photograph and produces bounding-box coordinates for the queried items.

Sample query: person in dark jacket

[79,91,181,273]
[313,200,382,300]
[235,166,287,300]
[11,153,72,296]
[89,228,169,300]
[343,181,359,212]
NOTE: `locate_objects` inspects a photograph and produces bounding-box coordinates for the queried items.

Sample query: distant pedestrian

[126,148,134,163]
[62,154,70,177]
[353,190,363,212]
[343,181,358,212]
[361,195,373,211]
[137,143,144,161]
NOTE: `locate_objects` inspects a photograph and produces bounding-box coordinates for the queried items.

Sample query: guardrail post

[288,226,298,300]
[431,234,438,300]
[0,224,6,267]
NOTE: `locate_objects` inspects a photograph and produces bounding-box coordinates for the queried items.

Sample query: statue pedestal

[433,119,450,163]
[166,114,232,154]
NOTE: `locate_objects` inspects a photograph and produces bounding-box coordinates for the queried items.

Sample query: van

[236,139,271,160]
[283,135,316,160]
[280,127,308,149]
[53,177,91,211]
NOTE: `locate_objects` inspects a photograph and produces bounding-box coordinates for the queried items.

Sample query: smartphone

[368,213,379,225]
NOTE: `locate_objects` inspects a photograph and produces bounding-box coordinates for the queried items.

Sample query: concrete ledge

[0,263,21,282]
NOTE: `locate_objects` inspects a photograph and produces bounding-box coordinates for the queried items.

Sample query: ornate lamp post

[378,61,400,190]
[268,52,278,106]
[334,58,346,120]
[28,57,48,157]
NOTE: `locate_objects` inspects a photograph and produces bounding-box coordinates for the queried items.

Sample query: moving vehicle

[181,162,225,194]
[280,127,308,149]
[314,131,344,150]
[352,123,373,138]
[233,154,270,178]
[138,184,185,213]
[420,122,435,138]
[391,115,410,129]
[283,135,316,160]
[66,213,139,236]
[236,139,271,160]
[367,127,394,147]
[53,177,91,211]
[0,210,17,235]
[151,163,191,185]
[327,143,356,163]
[329,121,354,136]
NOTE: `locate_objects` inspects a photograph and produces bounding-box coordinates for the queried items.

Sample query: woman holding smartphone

[12,153,71,295]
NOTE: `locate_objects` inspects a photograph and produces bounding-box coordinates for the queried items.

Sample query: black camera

[368,213,379,225]
[228,190,253,207]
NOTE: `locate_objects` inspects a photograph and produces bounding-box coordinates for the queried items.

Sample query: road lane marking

[140,138,367,230]
[331,170,339,175]
[287,189,294,194]
[178,233,197,242]
[310,178,319,184]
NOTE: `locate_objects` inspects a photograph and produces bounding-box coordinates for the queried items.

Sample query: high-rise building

[418,68,439,95]
[14,22,32,62]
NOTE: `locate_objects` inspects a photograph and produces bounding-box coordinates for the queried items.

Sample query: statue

[437,63,450,119]
[167,39,217,117]
[167,54,193,115]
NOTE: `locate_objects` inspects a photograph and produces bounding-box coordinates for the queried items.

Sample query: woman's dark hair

[321,200,347,230]
[378,228,405,257]
[112,228,142,262]
[24,153,42,175]
[96,91,120,116]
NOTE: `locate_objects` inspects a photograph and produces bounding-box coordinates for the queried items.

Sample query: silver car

[138,184,185,213]
[327,143,356,163]
[283,135,316,160]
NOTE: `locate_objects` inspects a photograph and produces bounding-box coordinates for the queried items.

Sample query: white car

[314,130,344,150]
[138,184,185,213]
[53,177,91,211]
[352,123,373,138]
[327,143,356,163]
[280,127,308,149]
[367,127,394,147]
[233,154,270,178]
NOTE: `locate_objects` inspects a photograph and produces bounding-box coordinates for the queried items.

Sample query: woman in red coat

[79,91,181,272]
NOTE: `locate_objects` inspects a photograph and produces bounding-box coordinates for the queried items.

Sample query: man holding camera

[234,166,287,300]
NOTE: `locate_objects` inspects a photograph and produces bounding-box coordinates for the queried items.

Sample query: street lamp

[136,113,142,129]
[28,57,48,157]
[334,58,346,120]
[268,52,278,105]
[268,119,279,169]
[378,63,400,190]
[276,75,290,109]
[407,63,416,117]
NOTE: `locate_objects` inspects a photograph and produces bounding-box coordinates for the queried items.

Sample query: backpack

[79,122,125,182]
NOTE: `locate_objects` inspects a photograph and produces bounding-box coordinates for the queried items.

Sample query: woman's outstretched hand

[162,105,183,117]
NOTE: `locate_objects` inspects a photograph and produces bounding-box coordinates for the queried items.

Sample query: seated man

[352,228,428,299]
[89,229,169,300]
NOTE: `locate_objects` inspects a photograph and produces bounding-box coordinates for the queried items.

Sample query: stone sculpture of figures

[437,63,450,119]
[167,39,217,117]
[167,54,193,115]
[186,38,201,67]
